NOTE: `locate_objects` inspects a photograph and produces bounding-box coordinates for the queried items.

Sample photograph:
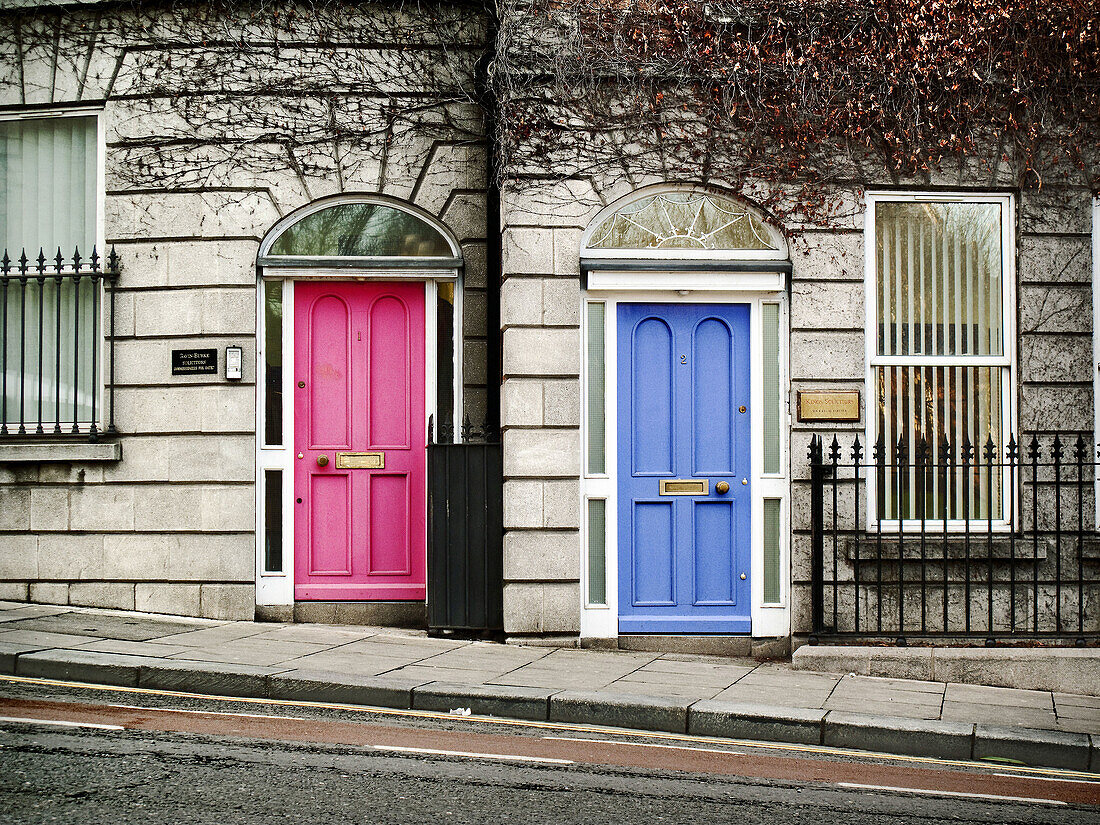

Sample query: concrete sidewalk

[0,600,1097,772]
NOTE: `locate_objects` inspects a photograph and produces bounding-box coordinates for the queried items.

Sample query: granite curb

[2,648,1097,772]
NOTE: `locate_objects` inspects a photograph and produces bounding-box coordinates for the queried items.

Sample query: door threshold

[257,601,427,628]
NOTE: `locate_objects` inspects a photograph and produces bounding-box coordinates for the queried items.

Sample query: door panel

[294,281,426,601]
[618,303,751,633]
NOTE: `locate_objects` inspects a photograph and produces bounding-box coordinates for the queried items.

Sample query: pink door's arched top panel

[308,294,351,448]
[369,295,411,449]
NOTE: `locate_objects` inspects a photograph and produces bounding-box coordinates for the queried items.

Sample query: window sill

[0,441,121,463]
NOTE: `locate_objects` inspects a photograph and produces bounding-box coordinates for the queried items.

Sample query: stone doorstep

[791,645,1100,696]
[2,648,1096,771]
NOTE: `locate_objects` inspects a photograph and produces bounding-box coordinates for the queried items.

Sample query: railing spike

[107,246,120,276]
[1006,434,1018,460]
[851,434,863,463]
[89,245,100,272]
[1052,435,1063,460]
[1074,434,1087,462]
[54,248,65,275]
[828,434,841,462]
[427,414,434,444]
[1028,435,1041,460]
[983,434,996,461]
[36,248,46,274]
[72,247,82,274]
[18,249,28,275]
[1,250,9,274]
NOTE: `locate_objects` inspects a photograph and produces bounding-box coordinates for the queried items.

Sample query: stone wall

[0,1,490,619]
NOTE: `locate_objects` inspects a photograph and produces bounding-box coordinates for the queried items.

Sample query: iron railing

[808,434,1100,644]
[426,415,503,635]
[0,247,120,441]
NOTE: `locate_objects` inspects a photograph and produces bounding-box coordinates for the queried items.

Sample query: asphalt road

[0,675,1097,824]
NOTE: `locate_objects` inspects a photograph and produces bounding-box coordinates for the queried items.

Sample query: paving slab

[689,700,826,744]
[974,724,1092,771]
[0,612,205,641]
[77,639,197,658]
[0,604,72,623]
[944,682,1056,710]
[412,682,554,721]
[824,712,974,760]
[0,629,104,648]
[940,702,1059,729]
[268,670,427,709]
[145,624,270,646]
[604,679,723,701]
[823,697,943,720]
[550,690,692,733]
[165,639,332,667]
[277,652,419,675]
[710,684,834,707]
[379,665,510,684]
[248,625,379,644]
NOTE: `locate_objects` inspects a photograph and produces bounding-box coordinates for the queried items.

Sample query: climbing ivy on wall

[494,0,1100,216]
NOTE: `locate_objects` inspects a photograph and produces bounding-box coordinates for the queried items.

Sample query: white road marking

[993,772,1100,786]
[0,715,124,731]
[836,782,1066,806]
[543,735,745,756]
[373,745,573,765]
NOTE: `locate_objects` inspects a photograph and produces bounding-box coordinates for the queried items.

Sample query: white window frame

[863,191,1017,532]
[0,107,108,435]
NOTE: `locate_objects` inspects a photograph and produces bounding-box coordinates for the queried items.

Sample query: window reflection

[268,203,452,257]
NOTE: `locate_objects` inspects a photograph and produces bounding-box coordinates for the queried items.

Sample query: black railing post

[105,246,119,435]
[829,435,840,633]
[852,436,863,634]
[984,435,996,644]
[809,435,826,637]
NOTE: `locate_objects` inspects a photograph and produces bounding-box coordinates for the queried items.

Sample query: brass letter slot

[659,479,709,496]
[335,451,385,469]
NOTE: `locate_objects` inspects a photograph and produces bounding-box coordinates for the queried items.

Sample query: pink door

[293,281,426,601]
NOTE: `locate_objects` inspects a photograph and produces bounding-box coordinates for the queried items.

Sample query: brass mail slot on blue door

[335,451,385,469]
[659,479,709,496]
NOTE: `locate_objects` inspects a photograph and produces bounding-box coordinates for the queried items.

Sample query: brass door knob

[316,455,330,467]
[715,481,730,494]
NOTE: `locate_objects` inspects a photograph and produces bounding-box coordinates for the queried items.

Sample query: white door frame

[254,270,462,607]
[580,282,791,639]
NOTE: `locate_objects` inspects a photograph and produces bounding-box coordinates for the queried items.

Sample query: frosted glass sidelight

[763,498,782,604]
[763,303,780,474]
[587,302,606,474]
[264,280,283,446]
[268,203,452,257]
[587,499,607,605]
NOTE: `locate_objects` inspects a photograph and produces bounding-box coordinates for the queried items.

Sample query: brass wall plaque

[335,451,385,469]
[659,479,709,496]
[797,390,860,422]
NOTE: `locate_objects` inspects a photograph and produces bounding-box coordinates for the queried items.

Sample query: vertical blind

[874,201,1007,520]
[0,116,98,430]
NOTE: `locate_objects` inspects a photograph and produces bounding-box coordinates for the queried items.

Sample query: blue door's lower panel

[618,615,752,634]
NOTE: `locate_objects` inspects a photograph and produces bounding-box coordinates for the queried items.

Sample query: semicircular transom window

[267,202,453,258]
[587,191,781,253]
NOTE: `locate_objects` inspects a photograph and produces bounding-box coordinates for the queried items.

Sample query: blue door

[617,303,751,634]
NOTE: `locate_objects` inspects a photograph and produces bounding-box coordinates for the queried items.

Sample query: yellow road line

[1,673,1095,782]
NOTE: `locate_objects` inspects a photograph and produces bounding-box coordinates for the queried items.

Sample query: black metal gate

[427,416,503,635]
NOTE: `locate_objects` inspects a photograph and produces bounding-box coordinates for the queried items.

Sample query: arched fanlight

[583,188,786,258]
[258,196,460,267]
